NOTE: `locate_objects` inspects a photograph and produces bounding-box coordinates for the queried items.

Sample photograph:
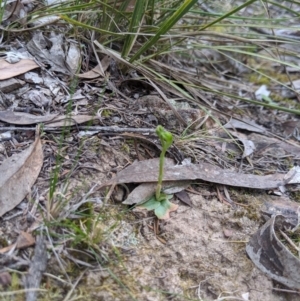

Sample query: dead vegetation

[1,0,300,300]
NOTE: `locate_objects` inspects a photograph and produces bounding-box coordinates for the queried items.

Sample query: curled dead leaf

[246,215,300,290]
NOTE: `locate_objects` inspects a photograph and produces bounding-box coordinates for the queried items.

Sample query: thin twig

[279,229,300,255]
[62,270,86,301]
[272,287,300,294]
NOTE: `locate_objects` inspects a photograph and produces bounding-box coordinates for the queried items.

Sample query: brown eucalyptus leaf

[0,136,43,217]
[175,190,193,207]
[104,158,289,190]
[0,231,36,257]
[0,59,39,80]
[77,56,111,79]
[246,215,300,290]
[282,120,299,137]
[249,133,300,159]
[123,180,190,205]
[77,64,104,79]
[16,231,35,249]
[123,183,157,205]
[0,111,58,125]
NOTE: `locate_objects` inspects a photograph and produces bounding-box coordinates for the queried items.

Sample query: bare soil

[81,189,300,301]
[1,1,300,300]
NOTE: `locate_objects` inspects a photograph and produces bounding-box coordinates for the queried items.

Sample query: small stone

[0,272,11,287]
[223,228,233,238]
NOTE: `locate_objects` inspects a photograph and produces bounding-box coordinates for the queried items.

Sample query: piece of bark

[24,236,47,301]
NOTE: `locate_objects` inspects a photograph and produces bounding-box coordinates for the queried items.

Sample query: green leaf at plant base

[155,198,178,220]
[140,196,161,210]
[139,194,177,219]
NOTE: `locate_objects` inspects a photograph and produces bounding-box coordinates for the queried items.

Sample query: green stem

[156,149,166,201]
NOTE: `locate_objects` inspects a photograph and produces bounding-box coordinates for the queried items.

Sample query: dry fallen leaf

[77,56,111,79]
[123,180,190,205]
[16,231,36,248]
[26,90,51,107]
[282,120,299,137]
[262,196,300,228]
[175,190,193,207]
[224,118,266,133]
[0,231,35,254]
[2,0,27,24]
[249,133,300,159]
[0,111,96,127]
[0,136,43,217]
[0,59,39,80]
[103,158,292,190]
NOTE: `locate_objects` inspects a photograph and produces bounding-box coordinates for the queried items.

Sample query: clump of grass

[4,0,299,115]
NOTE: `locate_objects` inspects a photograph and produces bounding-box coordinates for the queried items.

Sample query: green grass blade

[59,14,120,36]
[266,1,300,17]
[121,0,147,58]
[198,0,259,31]
[129,0,198,62]
[148,0,155,25]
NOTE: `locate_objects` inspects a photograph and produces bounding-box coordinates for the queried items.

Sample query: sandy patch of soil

[84,192,300,301]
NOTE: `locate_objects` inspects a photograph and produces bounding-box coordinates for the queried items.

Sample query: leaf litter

[0,111,96,127]
[1,1,300,300]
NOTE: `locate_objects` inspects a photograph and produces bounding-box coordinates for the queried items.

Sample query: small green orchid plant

[139,126,178,219]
